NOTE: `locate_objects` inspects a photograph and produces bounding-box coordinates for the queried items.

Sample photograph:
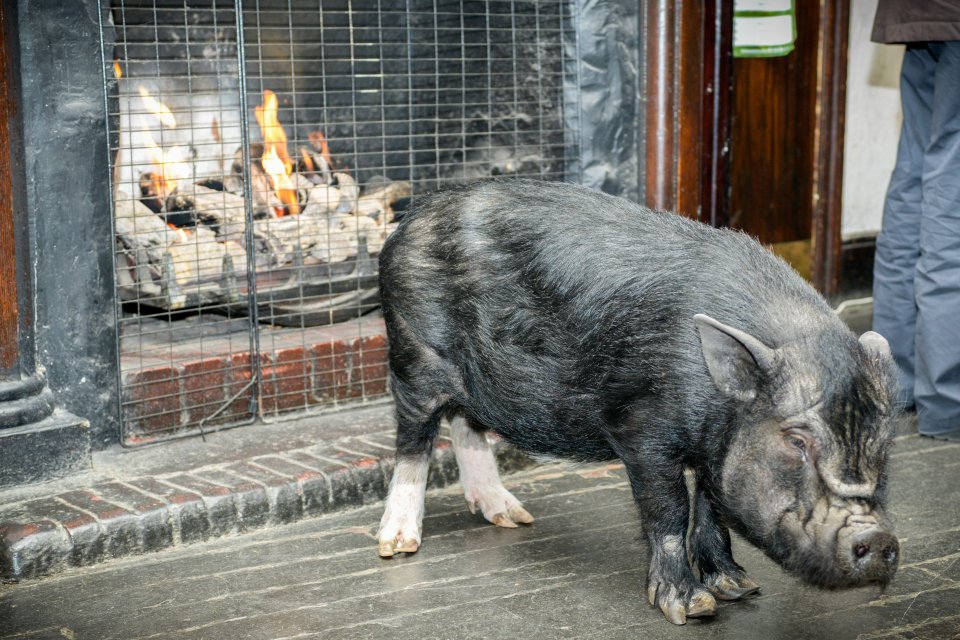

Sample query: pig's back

[379,179,837,457]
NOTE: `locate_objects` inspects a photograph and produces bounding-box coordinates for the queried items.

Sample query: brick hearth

[120,314,388,444]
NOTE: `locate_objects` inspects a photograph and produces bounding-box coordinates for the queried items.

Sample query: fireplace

[1,0,642,483]
[105,0,592,445]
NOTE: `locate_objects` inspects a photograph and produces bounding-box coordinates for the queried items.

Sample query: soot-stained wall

[18,0,119,450]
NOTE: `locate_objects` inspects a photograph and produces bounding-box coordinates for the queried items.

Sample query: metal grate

[100,0,580,445]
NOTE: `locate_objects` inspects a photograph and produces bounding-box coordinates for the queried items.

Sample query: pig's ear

[859,331,892,362]
[693,314,776,402]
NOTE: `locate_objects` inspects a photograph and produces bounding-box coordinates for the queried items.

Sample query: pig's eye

[782,431,811,459]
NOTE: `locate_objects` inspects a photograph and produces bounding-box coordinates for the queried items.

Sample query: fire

[138,86,177,129]
[144,138,189,196]
[114,58,122,79]
[255,90,299,216]
[136,87,187,199]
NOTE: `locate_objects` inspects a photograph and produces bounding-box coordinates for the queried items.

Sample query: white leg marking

[451,417,534,527]
[378,452,430,557]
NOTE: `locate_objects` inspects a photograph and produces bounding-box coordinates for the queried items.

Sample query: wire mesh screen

[102,0,580,445]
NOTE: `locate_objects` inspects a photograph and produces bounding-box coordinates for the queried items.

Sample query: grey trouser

[873,41,960,436]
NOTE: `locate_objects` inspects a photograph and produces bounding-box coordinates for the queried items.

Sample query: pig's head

[694,313,901,589]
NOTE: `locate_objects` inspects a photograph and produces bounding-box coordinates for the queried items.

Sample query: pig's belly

[459,395,620,463]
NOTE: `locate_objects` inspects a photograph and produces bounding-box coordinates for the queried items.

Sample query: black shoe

[919,430,960,442]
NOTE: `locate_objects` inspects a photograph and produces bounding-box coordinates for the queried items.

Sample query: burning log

[228,145,282,217]
[308,213,395,263]
[165,184,246,237]
[114,195,180,260]
[166,226,247,286]
[250,205,394,267]
[308,131,342,173]
[114,190,247,308]
[356,177,412,223]
[301,183,343,216]
[324,173,358,216]
[291,173,315,210]
[138,172,168,214]
[297,145,333,185]
[164,184,287,262]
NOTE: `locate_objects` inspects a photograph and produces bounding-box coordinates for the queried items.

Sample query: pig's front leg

[690,487,761,600]
[623,460,718,625]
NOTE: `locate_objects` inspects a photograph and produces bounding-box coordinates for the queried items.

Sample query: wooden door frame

[811,0,850,301]
[0,0,31,377]
[643,0,849,299]
[644,0,732,228]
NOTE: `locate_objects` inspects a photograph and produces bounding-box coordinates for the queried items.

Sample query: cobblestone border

[0,431,533,580]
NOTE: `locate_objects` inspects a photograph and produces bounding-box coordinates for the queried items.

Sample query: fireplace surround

[0,0,642,486]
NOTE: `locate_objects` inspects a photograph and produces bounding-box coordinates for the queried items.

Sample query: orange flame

[255,90,299,216]
[114,58,123,79]
[139,86,177,129]
[144,138,188,196]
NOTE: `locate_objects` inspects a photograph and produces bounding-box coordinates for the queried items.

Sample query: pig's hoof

[647,581,717,624]
[465,486,534,528]
[378,537,420,557]
[377,510,422,557]
[704,572,760,600]
[686,591,718,618]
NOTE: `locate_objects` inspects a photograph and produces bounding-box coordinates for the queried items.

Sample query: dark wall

[18,0,119,450]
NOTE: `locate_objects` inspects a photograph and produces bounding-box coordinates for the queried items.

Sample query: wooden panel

[644,0,679,212]
[700,0,733,227]
[0,0,19,371]
[729,1,821,245]
[675,0,704,217]
[811,0,849,299]
[644,0,732,224]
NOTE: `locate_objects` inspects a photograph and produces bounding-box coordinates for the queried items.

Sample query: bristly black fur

[378,179,900,611]
[380,180,833,456]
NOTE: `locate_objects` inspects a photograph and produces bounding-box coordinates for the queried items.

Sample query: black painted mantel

[0,0,118,487]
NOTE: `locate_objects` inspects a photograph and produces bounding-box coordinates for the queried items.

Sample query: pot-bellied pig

[375,179,901,625]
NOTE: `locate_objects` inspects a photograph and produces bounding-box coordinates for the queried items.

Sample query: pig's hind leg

[451,417,534,528]
[690,487,760,600]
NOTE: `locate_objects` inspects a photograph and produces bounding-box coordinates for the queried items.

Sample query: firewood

[114,195,177,259]
[356,178,411,223]
[227,146,282,216]
[297,145,332,185]
[139,172,167,214]
[333,173,359,213]
[165,226,247,285]
[301,184,343,216]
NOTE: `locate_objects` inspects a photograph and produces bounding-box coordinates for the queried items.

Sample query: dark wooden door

[643,0,849,299]
[728,2,849,297]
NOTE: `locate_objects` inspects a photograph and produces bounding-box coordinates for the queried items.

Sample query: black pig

[376,180,901,624]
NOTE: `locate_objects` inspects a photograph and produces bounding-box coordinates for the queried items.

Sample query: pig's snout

[848,528,899,582]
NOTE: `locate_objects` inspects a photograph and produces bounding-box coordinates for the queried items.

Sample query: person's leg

[873,44,936,409]
[915,41,960,438]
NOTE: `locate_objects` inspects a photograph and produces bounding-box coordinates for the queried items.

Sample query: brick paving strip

[0,405,533,581]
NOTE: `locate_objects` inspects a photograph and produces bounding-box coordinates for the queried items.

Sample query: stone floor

[2,418,959,640]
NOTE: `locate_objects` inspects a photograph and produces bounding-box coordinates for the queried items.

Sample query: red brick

[356,334,389,398]
[122,366,182,436]
[310,340,347,403]
[182,358,229,424]
[216,352,262,424]
[58,491,133,522]
[336,341,364,401]
[261,347,310,415]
